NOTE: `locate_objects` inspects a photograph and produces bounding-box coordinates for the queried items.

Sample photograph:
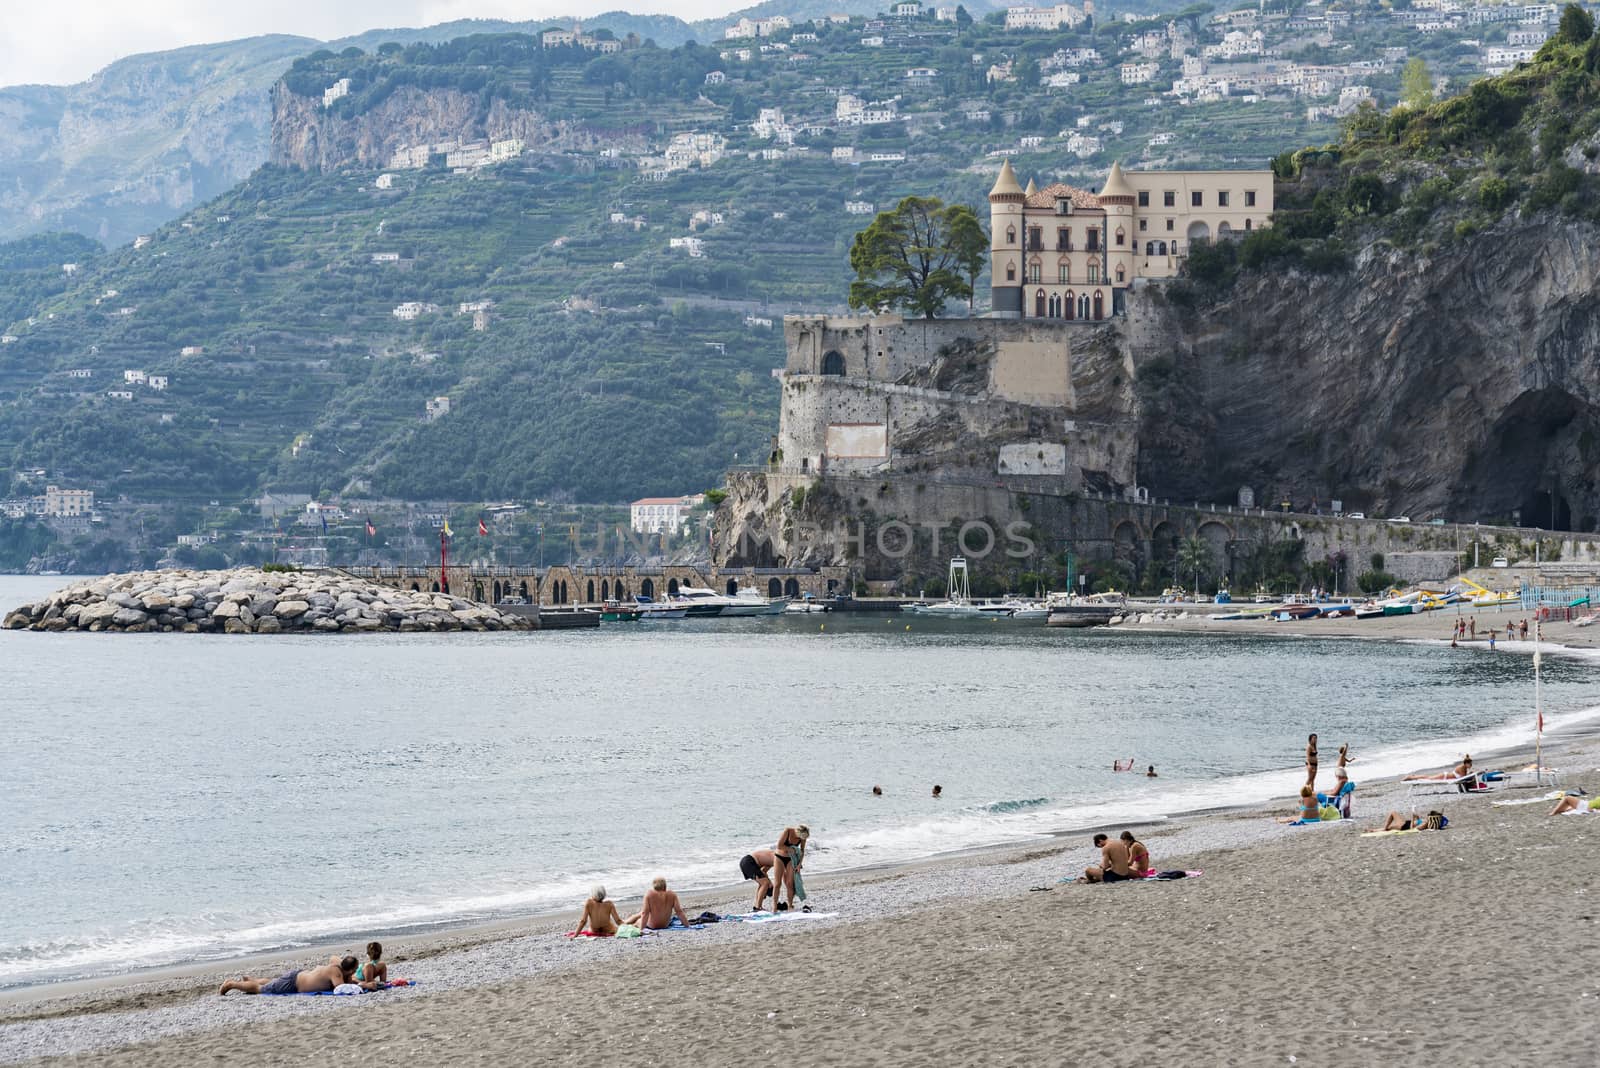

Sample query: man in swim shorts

[623,877,692,931]
[740,849,777,911]
[220,956,360,996]
[1083,833,1138,883]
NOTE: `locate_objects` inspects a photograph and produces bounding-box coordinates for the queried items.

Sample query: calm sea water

[3,574,1596,989]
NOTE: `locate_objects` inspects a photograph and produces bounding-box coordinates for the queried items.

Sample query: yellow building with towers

[987,159,1274,320]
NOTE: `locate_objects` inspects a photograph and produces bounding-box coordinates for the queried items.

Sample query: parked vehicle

[1346,512,1366,520]
[1492,556,1510,568]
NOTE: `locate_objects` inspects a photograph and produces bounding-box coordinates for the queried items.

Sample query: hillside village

[0,0,1595,573]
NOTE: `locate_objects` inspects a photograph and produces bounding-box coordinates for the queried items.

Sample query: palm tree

[1176,535,1213,599]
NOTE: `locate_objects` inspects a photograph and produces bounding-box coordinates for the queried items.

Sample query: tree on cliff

[848,197,988,318]
[1400,58,1433,110]
[1558,3,1594,45]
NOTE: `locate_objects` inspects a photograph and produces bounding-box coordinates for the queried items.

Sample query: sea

[3,573,1597,990]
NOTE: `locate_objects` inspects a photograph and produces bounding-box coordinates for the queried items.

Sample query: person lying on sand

[1276,785,1321,823]
[1120,831,1151,876]
[574,886,623,936]
[623,877,691,931]
[1377,810,1447,831]
[1549,794,1600,815]
[1082,833,1137,883]
[1403,755,1473,781]
[220,955,368,996]
[739,849,777,911]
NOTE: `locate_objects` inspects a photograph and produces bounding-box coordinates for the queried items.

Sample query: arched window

[615,582,627,601]
[519,580,529,600]
[431,581,439,592]
[1114,227,1125,247]
[1115,264,1125,283]
[1034,289,1046,317]
[1058,258,1069,283]
[1093,290,1104,320]
[1088,262,1100,283]
[601,579,610,600]
[821,350,846,376]
[1005,225,1016,244]
[1245,218,1253,230]
[1078,293,1090,319]
[586,579,594,602]
[1064,290,1075,320]
[1005,262,1016,281]
[493,580,502,602]
[668,578,680,595]
[784,578,799,597]
[768,577,783,597]
[1145,241,1154,255]
[1028,258,1041,283]
[1157,240,1168,256]
[641,578,654,599]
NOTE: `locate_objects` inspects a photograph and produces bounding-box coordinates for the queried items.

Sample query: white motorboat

[672,585,788,616]
[904,558,985,617]
[785,595,831,614]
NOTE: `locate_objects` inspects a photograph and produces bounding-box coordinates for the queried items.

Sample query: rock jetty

[2,568,536,634]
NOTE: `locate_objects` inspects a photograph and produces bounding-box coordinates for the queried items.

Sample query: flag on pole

[366,517,376,538]
[320,513,328,534]
[442,519,453,538]
[478,517,488,536]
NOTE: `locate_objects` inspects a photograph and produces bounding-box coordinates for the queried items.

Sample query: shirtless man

[573,885,622,936]
[220,955,364,996]
[623,877,691,931]
[1083,833,1138,883]
[739,849,778,911]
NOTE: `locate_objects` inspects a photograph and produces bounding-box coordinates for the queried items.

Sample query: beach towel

[615,924,642,938]
[1360,828,1420,837]
[791,843,807,903]
[1143,870,1202,880]
[660,917,707,930]
[1492,790,1568,807]
[285,980,418,996]
[567,930,613,938]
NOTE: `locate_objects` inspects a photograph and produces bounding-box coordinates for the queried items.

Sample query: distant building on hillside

[322,78,351,107]
[180,345,204,356]
[371,252,400,264]
[44,486,94,516]
[374,173,395,189]
[106,390,134,401]
[124,370,146,385]
[147,375,168,391]
[133,235,152,249]
[1005,3,1092,32]
[725,15,791,38]
[66,368,92,378]
[630,495,705,534]
[424,396,451,421]
[393,302,438,320]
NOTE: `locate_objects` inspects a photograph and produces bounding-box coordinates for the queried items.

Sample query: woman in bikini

[1277,785,1321,823]
[1305,733,1319,790]
[772,825,809,911]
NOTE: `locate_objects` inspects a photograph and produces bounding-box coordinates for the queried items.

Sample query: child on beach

[355,942,387,984]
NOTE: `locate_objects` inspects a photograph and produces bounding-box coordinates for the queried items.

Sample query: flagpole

[1535,614,1545,784]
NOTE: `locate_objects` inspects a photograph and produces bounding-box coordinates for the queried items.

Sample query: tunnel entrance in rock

[1477,389,1583,531]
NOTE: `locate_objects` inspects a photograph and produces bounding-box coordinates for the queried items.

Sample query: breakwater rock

[2,568,536,634]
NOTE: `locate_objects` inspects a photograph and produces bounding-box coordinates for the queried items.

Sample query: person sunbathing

[1403,755,1472,781]
[574,886,623,936]
[1549,793,1600,815]
[220,955,362,996]
[355,942,387,984]
[1120,831,1151,876]
[623,877,691,931]
[1276,785,1321,823]
[1377,810,1447,831]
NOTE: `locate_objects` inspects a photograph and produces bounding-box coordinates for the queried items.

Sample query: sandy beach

[6,702,1599,1067]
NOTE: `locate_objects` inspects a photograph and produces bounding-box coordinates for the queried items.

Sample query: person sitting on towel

[1549,793,1600,815]
[1120,831,1151,876]
[624,877,692,931]
[220,955,364,996]
[355,942,387,984]
[1082,833,1137,883]
[739,849,778,911]
[574,885,623,936]
[1276,785,1321,823]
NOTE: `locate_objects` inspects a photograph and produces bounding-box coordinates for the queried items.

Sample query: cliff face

[269,86,645,172]
[1142,216,1600,530]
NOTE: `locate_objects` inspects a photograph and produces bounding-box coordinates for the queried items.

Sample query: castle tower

[1098,160,1137,308]
[988,159,1025,318]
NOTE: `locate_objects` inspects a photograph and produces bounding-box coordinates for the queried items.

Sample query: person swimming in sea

[1146,765,1157,778]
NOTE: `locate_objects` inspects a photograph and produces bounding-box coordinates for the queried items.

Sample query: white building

[43,486,94,516]
[66,368,92,378]
[893,2,921,15]
[861,35,885,47]
[629,495,703,534]
[425,396,451,421]
[459,300,494,314]
[322,78,351,107]
[133,235,152,249]
[124,370,147,385]
[669,236,706,257]
[1507,25,1551,46]
[107,390,134,400]
[845,199,876,214]
[725,15,791,38]
[1005,3,1090,30]
[147,375,168,391]
[705,70,726,84]
[1120,61,1159,85]
[374,173,394,189]
[0,335,16,344]
[371,252,400,263]
[393,302,438,320]
[490,138,525,162]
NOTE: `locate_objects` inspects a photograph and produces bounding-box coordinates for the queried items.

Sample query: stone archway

[602,579,610,601]
[586,579,595,603]
[1187,220,1211,244]
[1151,521,1179,582]
[641,578,655,599]
[1197,521,1232,581]
[821,350,846,376]
[493,580,502,603]
[784,578,800,597]
[519,580,530,601]
[615,581,628,601]
[668,578,680,596]
[767,577,782,597]
[726,578,739,595]
[431,581,440,593]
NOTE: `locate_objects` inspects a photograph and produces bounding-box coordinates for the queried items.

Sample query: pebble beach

[5,708,1598,1066]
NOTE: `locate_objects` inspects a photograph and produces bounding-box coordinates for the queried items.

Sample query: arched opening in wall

[1468,388,1586,531]
[801,457,810,473]
[587,579,595,603]
[821,350,846,376]
[557,580,567,604]
[1114,226,1125,246]
[1151,521,1179,580]
[768,577,783,597]
[1035,289,1046,317]
[1006,262,1016,281]
[411,583,420,592]
[1115,265,1125,283]
[1077,293,1090,319]
[1064,290,1075,320]
[493,580,502,603]
[1093,290,1104,320]
[1217,221,1234,240]
[1158,240,1168,256]
[431,582,440,593]
[473,582,484,602]
[727,578,740,595]
[1187,221,1211,244]
[1197,522,1232,580]
[601,579,610,601]
[1112,521,1141,577]
[1145,241,1155,255]
[641,578,654,600]
[1048,294,1062,318]
[519,581,529,601]
[668,578,680,596]
[616,582,628,601]
[1245,218,1253,231]
[826,578,838,593]
[1006,225,1016,244]
[784,578,800,597]
[1058,257,1069,283]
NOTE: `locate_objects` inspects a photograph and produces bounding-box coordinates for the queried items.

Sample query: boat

[785,595,831,614]
[904,558,986,618]
[724,587,789,616]
[997,599,1049,621]
[633,596,687,620]
[670,586,788,617]
[1318,603,1356,618]
[599,600,642,622]
[1273,604,1320,621]
[1353,601,1387,620]
[1044,590,1122,628]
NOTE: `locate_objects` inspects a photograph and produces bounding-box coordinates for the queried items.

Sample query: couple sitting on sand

[572,878,692,937]
[1081,831,1151,883]
[220,942,389,996]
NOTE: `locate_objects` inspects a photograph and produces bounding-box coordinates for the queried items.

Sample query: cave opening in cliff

[1476,389,1582,531]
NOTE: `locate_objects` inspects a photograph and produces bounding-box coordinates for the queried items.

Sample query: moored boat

[599,600,642,622]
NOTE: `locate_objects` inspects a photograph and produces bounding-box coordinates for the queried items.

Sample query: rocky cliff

[1140,214,1600,531]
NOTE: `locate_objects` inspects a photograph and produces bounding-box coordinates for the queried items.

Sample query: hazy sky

[0,0,742,87]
